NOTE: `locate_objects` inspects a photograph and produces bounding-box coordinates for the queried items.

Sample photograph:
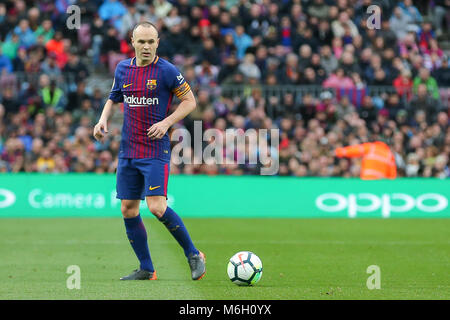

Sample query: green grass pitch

[0,218,448,299]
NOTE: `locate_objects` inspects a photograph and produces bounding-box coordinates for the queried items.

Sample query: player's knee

[121,202,139,218]
[148,203,166,218]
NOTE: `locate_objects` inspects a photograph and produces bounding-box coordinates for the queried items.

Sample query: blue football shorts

[116,158,170,200]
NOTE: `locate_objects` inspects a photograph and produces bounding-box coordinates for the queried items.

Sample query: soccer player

[93,21,205,281]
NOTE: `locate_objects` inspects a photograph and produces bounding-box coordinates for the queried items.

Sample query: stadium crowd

[0,0,449,178]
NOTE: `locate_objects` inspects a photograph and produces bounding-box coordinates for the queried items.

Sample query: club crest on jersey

[147,79,157,90]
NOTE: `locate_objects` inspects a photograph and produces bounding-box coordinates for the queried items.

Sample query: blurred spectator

[154,0,173,19]
[359,96,378,126]
[315,19,333,47]
[320,45,338,75]
[39,77,66,112]
[413,67,440,99]
[432,57,450,87]
[323,68,354,89]
[63,49,90,84]
[1,87,20,117]
[335,141,397,180]
[232,25,253,60]
[120,5,143,40]
[307,0,329,20]
[399,33,420,60]
[0,47,13,74]
[66,81,91,112]
[6,19,36,49]
[99,0,128,32]
[12,47,26,72]
[40,53,62,79]
[45,31,67,69]
[417,19,436,52]
[36,147,55,172]
[2,33,20,60]
[194,60,219,87]
[335,96,356,119]
[385,93,405,119]
[331,11,359,39]
[409,84,441,124]
[393,69,413,101]
[398,0,423,26]
[432,0,450,36]
[34,19,54,45]
[238,53,261,81]
[339,51,361,75]
[389,6,413,40]
[197,37,220,66]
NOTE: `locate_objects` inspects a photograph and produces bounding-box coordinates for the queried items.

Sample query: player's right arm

[93,64,124,141]
[93,99,115,141]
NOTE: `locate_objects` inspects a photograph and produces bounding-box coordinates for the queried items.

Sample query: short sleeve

[108,64,123,103]
[167,64,191,99]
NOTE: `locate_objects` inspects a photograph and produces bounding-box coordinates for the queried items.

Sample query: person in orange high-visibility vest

[334,141,397,179]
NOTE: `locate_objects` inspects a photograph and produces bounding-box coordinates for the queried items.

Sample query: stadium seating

[0,0,448,178]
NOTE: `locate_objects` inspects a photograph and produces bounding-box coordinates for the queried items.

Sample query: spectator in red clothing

[393,69,413,101]
[45,31,67,68]
[120,30,135,58]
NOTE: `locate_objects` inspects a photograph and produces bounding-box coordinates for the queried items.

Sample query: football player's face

[132,25,159,64]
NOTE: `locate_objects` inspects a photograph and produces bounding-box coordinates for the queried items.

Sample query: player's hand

[147,120,170,140]
[93,120,108,141]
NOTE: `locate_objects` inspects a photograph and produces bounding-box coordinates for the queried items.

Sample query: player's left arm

[147,90,196,140]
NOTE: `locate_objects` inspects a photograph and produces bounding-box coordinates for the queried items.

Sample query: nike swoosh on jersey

[123,83,132,88]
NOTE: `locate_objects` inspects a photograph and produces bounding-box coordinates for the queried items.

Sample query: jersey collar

[131,56,159,66]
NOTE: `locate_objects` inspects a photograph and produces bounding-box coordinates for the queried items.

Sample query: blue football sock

[158,207,199,258]
[123,214,154,272]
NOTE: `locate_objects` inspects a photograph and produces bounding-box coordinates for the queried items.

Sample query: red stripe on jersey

[154,65,160,159]
[135,64,141,158]
[152,62,159,158]
[149,62,155,158]
[165,94,173,117]
[132,64,139,158]
[140,65,147,158]
[130,66,136,158]
[137,65,144,158]
[145,63,153,158]
[163,162,169,196]
[143,62,151,158]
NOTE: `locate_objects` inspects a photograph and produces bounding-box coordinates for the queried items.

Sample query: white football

[227,251,263,286]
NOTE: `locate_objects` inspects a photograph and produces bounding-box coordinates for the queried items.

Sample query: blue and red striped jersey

[109,56,191,159]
